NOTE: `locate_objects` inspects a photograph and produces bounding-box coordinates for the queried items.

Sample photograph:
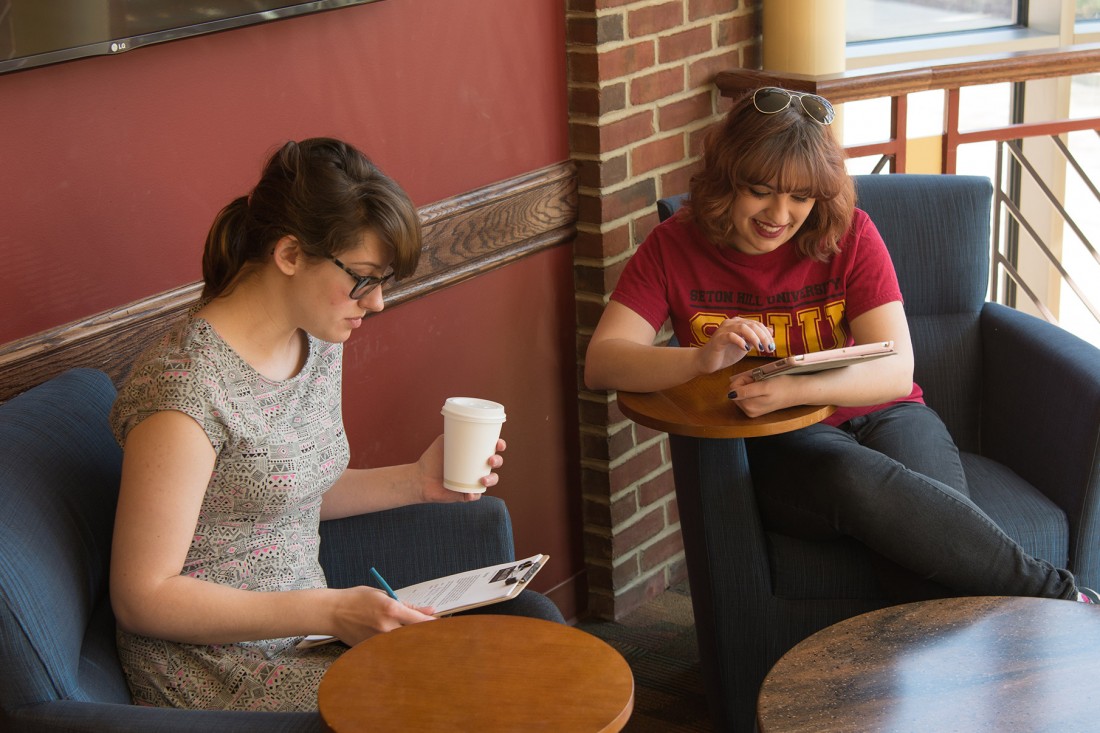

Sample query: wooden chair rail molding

[0,161,577,403]
[715,43,1100,104]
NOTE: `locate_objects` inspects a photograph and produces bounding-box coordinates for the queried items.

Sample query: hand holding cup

[441,397,507,493]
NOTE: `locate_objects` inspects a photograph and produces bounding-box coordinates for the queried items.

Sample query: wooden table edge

[318,615,636,733]
[616,360,836,438]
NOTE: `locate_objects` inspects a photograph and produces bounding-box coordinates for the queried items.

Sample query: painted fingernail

[727,390,738,399]
[757,343,765,351]
[769,342,776,351]
[744,344,751,351]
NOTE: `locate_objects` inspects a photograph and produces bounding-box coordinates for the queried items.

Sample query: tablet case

[750,341,896,381]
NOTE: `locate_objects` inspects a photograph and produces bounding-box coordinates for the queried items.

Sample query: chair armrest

[318,497,515,590]
[980,303,1100,587]
[6,700,322,733]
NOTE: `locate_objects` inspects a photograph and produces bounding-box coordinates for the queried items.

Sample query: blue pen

[369,567,400,601]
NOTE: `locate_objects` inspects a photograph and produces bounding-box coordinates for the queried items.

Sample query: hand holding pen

[370,567,400,601]
[370,566,437,618]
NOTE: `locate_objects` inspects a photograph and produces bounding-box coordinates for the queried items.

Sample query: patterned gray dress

[110,316,350,711]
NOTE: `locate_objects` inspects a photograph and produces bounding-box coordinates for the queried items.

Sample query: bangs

[735,131,845,200]
[690,96,855,261]
[355,180,423,279]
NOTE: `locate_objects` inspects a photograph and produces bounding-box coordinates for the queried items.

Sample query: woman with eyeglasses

[107,138,562,711]
[585,87,1098,605]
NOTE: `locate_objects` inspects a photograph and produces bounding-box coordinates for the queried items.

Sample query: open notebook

[297,554,547,648]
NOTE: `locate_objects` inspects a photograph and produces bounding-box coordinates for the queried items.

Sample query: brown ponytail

[201,196,251,299]
[200,138,422,300]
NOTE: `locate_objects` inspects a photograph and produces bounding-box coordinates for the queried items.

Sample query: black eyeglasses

[752,87,835,125]
[325,254,395,299]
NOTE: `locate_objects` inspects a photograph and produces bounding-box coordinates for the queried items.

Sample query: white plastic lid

[441,397,506,423]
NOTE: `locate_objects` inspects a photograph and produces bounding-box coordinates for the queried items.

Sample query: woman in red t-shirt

[585,87,1097,604]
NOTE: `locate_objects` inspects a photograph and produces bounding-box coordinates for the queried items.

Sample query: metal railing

[992,134,1100,326]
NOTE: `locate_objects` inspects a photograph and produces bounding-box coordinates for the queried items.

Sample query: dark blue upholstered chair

[656,174,1100,732]
[0,368,561,732]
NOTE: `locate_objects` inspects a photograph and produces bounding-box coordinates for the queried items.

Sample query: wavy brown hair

[202,138,422,300]
[687,89,855,261]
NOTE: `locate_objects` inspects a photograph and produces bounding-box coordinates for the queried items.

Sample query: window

[847,0,1020,44]
[842,2,1100,345]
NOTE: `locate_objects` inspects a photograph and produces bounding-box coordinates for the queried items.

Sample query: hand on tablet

[750,342,896,382]
[727,342,898,418]
[727,369,792,418]
[694,318,776,375]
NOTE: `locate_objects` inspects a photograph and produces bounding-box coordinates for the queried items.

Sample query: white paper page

[397,554,544,613]
[295,554,545,649]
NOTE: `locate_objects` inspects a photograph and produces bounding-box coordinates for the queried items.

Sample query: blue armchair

[657,174,1100,732]
[0,368,561,732]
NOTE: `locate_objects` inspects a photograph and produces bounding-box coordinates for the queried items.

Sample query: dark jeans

[746,402,1078,600]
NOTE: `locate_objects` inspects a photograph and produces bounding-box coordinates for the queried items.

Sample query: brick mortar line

[565,49,745,109]
[612,536,685,573]
[578,441,670,474]
[578,419,634,438]
[569,111,719,159]
[610,563,677,595]
[573,248,636,270]
[609,466,675,503]
[577,390,615,406]
[566,44,748,79]
[563,2,716,21]
[602,497,672,535]
[617,537,686,569]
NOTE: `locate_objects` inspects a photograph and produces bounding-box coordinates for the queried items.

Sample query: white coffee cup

[441,397,507,493]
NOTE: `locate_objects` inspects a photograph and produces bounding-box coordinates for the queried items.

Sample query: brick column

[568,0,761,620]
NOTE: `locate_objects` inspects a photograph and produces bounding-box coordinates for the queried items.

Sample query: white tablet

[750,341,896,381]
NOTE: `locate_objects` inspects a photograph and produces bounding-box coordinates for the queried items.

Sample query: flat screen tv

[0,0,384,75]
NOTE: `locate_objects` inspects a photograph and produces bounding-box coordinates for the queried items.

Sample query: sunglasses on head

[752,87,835,126]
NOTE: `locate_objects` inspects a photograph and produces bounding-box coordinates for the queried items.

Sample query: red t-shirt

[610,208,924,426]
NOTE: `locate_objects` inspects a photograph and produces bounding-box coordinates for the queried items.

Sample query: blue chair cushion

[0,369,130,707]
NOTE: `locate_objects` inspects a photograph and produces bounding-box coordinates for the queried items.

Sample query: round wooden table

[617,359,834,439]
[318,615,634,732]
[757,596,1100,732]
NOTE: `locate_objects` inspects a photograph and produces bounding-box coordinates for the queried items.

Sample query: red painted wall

[0,0,568,338]
[345,247,581,569]
[0,0,582,609]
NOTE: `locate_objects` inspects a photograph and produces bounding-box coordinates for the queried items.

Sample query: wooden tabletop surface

[757,596,1100,732]
[617,358,835,438]
[318,615,634,732]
